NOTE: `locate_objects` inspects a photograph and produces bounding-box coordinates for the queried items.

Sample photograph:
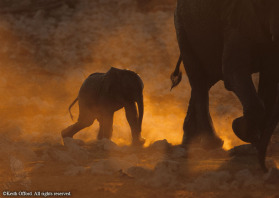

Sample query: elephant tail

[137,93,144,132]
[69,97,78,121]
[170,55,182,91]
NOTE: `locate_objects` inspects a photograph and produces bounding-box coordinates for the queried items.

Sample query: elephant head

[104,67,144,133]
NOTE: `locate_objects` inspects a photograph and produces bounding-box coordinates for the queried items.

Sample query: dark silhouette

[62,67,145,146]
[171,0,279,170]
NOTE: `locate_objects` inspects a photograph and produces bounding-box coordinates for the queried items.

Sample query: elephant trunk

[137,93,144,132]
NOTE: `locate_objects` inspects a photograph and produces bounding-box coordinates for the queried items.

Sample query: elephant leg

[257,56,278,170]
[182,96,197,145]
[182,87,223,149]
[258,76,278,133]
[258,84,279,171]
[98,110,114,140]
[223,28,265,144]
[258,57,278,129]
[124,102,145,146]
[176,25,223,149]
[61,108,95,138]
[191,87,224,149]
[175,27,202,145]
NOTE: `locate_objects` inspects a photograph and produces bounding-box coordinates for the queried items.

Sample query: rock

[234,169,263,188]
[9,156,31,187]
[186,171,232,191]
[122,154,139,164]
[148,160,180,187]
[234,169,253,182]
[171,146,186,158]
[154,160,180,174]
[91,158,133,175]
[63,138,89,161]
[63,137,85,147]
[48,148,76,164]
[126,166,152,179]
[64,165,86,176]
[126,160,180,187]
[149,139,171,152]
[97,139,121,152]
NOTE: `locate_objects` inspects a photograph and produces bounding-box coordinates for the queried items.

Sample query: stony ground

[0,1,279,197]
[1,137,279,198]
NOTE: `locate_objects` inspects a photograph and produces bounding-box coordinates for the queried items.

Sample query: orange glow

[0,2,245,150]
[1,2,279,197]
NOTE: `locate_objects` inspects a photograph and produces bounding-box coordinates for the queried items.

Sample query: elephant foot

[61,128,74,139]
[132,137,145,147]
[200,134,224,150]
[182,133,223,150]
[181,136,201,147]
[232,117,260,145]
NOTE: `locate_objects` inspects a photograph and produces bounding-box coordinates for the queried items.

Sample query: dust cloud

[0,0,244,148]
[1,0,278,197]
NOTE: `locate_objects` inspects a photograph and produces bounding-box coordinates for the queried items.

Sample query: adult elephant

[61,67,145,146]
[171,0,279,169]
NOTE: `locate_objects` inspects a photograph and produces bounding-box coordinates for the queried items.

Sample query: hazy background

[1,1,279,197]
[0,0,246,150]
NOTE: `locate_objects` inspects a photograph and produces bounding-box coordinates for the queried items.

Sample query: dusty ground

[0,0,279,197]
[1,137,279,198]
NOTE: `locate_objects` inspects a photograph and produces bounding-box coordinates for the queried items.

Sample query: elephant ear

[102,67,123,100]
[103,67,117,93]
[222,0,269,43]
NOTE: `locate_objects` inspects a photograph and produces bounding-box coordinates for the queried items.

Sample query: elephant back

[221,0,270,43]
[78,73,105,108]
[176,0,270,43]
[103,67,144,105]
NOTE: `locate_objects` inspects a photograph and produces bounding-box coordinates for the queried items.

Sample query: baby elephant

[61,67,145,146]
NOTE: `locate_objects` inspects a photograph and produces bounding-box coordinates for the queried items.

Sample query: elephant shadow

[216,144,278,174]
[163,144,278,178]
